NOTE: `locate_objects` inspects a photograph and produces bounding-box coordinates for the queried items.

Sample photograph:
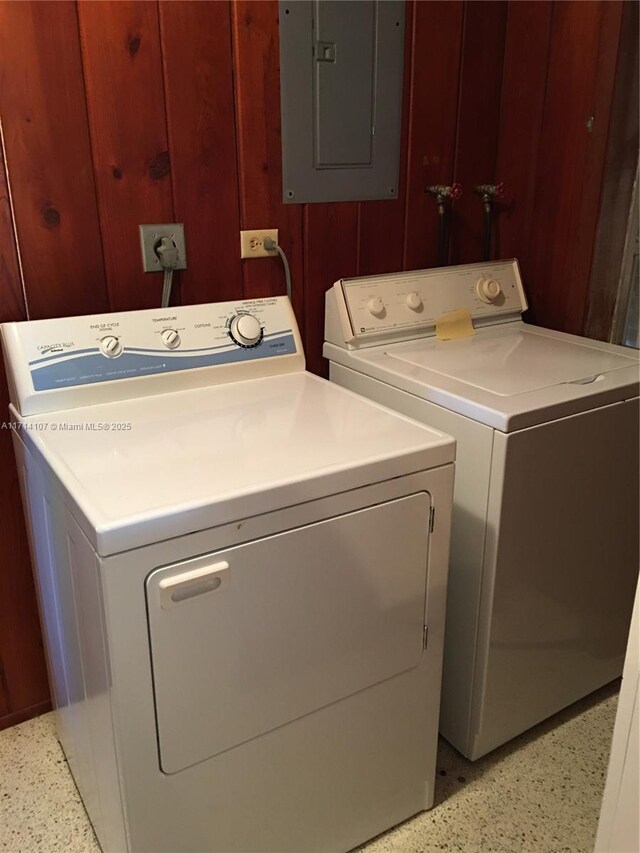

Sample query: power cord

[155,236,179,308]
[263,236,292,303]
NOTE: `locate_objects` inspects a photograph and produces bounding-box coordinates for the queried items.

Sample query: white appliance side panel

[146,493,430,774]
[595,580,640,853]
[65,513,128,853]
[15,438,127,852]
[101,468,453,853]
[472,398,640,759]
[12,434,67,719]
[15,436,84,784]
[328,362,493,750]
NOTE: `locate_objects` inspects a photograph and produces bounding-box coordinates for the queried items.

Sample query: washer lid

[387,325,637,396]
[335,323,639,432]
[16,371,454,556]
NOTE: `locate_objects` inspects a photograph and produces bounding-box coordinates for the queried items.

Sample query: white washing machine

[2,296,455,852]
[324,259,640,761]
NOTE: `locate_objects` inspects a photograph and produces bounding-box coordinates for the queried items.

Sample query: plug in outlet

[240,229,278,259]
[140,224,187,272]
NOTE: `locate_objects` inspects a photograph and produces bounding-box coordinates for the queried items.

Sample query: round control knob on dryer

[99,335,122,358]
[476,277,502,303]
[161,328,181,350]
[367,297,385,317]
[406,292,423,311]
[229,313,263,347]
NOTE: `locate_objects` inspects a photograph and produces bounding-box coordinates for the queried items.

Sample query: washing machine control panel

[2,296,305,415]
[330,260,527,345]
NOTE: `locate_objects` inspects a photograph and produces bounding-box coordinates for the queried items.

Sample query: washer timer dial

[476,277,503,303]
[229,313,263,348]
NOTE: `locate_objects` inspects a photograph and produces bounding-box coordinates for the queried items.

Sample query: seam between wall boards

[0,116,30,320]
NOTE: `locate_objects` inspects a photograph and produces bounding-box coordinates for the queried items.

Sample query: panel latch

[315,41,337,62]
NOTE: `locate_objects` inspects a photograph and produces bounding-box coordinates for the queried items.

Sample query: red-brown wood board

[494,1,553,269]
[0,150,25,325]
[573,1,625,332]
[402,0,464,271]
[0,1,109,320]
[525,0,623,333]
[584,0,639,341]
[450,0,508,265]
[304,203,360,376]
[78,0,175,311]
[159,1,243,305]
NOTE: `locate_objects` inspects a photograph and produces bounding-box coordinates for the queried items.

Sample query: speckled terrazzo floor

[0,682,618,853]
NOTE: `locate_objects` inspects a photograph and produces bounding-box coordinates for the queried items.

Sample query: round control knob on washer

[229,313,263,347]
[161,328,181,350]
[476,277,502,303]
[406,292,423,311]
[99,335,122,358]
[367,297,385,317]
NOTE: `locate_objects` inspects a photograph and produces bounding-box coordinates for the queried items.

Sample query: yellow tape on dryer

[435,308,476,341]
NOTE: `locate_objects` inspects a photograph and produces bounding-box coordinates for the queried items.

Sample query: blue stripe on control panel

[30,334,297,391]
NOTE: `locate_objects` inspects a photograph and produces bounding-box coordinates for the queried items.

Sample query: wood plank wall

[0,0,625,727]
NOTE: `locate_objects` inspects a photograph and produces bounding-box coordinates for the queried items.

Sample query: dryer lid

[15,371,454,555]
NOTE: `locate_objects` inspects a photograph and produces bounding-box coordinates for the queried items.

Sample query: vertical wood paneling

[0,1,109,319]
[450,0,508,265]
[494,2,553,268]
[357,2,414,277]
[526,1,620,333]
[304,203,359,376]
[0,148,26,323]
[402,1,464,270]
[584,0,639,341]
[159,1,243,305]
[574,0,624,332]
[78,0,174,311]
[232,0,304,322]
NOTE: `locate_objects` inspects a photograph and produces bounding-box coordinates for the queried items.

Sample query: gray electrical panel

[279,0,405,204]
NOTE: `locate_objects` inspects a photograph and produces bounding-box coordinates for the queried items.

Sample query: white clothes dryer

[2,296,455,852]
[324,259,640,760]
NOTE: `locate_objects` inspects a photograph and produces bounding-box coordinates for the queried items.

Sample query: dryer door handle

[158,561,229,608]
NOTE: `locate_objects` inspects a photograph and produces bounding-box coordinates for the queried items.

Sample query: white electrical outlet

[240,229,278,259]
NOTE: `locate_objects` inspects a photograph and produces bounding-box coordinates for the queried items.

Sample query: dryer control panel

[2,297,305,416]
[325,259,528,348]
